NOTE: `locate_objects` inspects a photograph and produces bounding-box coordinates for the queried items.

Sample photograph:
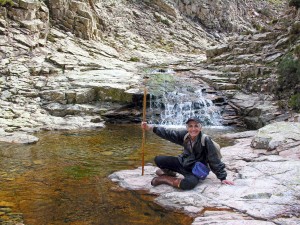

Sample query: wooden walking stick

[141,87,147,176]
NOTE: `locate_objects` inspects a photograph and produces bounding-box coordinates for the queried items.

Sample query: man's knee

[154,155,165,167]
[154,155,163,167]
[179,178,199,190]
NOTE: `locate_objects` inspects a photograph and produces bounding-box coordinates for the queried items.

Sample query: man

[141,117,234,190]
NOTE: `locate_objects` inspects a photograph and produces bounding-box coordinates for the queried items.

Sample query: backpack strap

[183,133,189,142]
[201,133,207,147]
[201,133,210,164]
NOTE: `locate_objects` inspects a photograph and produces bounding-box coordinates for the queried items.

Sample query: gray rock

[206,44,229,58]
[251,122,300,152]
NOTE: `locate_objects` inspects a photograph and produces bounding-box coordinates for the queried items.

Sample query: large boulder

[251,122,300,159]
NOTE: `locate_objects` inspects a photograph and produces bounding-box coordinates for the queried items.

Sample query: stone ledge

[109,131,300,225]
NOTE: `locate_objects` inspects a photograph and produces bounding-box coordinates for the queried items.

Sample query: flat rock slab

[109,134,300,225]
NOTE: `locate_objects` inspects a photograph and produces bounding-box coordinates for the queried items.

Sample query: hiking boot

[155,168,177,177]
[151,175,182,188]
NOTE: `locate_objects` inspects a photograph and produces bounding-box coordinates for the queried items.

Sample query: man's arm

[205,137,234,185]
[141,122,186,146]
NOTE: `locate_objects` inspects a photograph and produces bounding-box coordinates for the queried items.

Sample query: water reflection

[0,124,238,225]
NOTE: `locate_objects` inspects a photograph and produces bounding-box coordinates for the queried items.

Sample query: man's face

[187,121,201,138]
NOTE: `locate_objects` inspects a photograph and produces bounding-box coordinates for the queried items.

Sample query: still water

[0,124,237,225]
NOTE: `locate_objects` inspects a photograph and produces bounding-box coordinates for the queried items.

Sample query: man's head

[186,117,202,139]
[185,117,201,124]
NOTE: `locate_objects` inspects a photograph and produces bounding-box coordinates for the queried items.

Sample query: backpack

[184,133,222,159]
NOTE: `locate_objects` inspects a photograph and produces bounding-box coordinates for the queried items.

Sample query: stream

[0,124,240,225]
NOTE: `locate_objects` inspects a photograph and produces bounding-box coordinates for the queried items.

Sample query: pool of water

[0,124,239,225]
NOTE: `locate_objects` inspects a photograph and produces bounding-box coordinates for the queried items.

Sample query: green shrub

[289,93,300,111]
[129,57,140,62]
[290,21,300,35]
[161,18,171,27]
[0,0,13,6]
[289,0,300,9]
[257,8,272,17]
[47,34,56,43]
[294,45,300,58]
[267,0,284,5]
[271,19,279,25]
[277,54,300,90]
[252,22,265,33]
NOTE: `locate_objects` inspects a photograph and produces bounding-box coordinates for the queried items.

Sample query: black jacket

[153,126,227,181]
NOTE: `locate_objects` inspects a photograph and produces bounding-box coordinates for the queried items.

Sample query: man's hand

[141,122,153,131]
[221,180,234,185]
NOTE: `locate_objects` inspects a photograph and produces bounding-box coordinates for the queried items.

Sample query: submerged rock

[0,130,39,144]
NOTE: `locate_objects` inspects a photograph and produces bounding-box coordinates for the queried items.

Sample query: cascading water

[147,69,223,126]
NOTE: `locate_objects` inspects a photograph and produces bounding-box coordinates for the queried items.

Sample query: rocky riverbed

[109,122,300,225]
[1,0,298,144]
[1,1,300,224]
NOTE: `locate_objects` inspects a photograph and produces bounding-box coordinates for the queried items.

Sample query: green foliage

[254,0,282,4]
[289,93,300,111]
[146,72,177,96]
[153,13,171,27]
[277,54,300,90]
[0,0,13,6]
[257,7,272,17]
[271,19,279,25]
[129,57,140,62]
[47,34,56,43]
[267,0,284,5]
[252,22,266,33]
[161,18,171,27]
[290,21,300,35]
[289,0,300,9]
[294,45,300,58]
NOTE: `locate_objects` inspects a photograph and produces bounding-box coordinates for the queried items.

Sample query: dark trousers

[154,155,200,190]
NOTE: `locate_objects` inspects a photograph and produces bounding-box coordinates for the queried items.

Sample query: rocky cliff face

[202,6,300,129]
[43,0,286,50]
[175,0,280,32]
[0,0,298,140]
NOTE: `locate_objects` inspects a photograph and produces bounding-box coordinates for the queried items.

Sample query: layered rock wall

[174,0,283,32]
[48,0,104,40]
[1,0,49,46]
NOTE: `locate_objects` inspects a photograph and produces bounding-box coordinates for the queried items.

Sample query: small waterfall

[149,89,222,126]
[147,70,223,126]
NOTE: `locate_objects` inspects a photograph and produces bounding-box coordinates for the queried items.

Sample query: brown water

[0,124,237,225]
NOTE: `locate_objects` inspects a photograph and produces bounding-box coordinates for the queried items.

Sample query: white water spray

[147,70,223,127]
[149,88,222,126]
